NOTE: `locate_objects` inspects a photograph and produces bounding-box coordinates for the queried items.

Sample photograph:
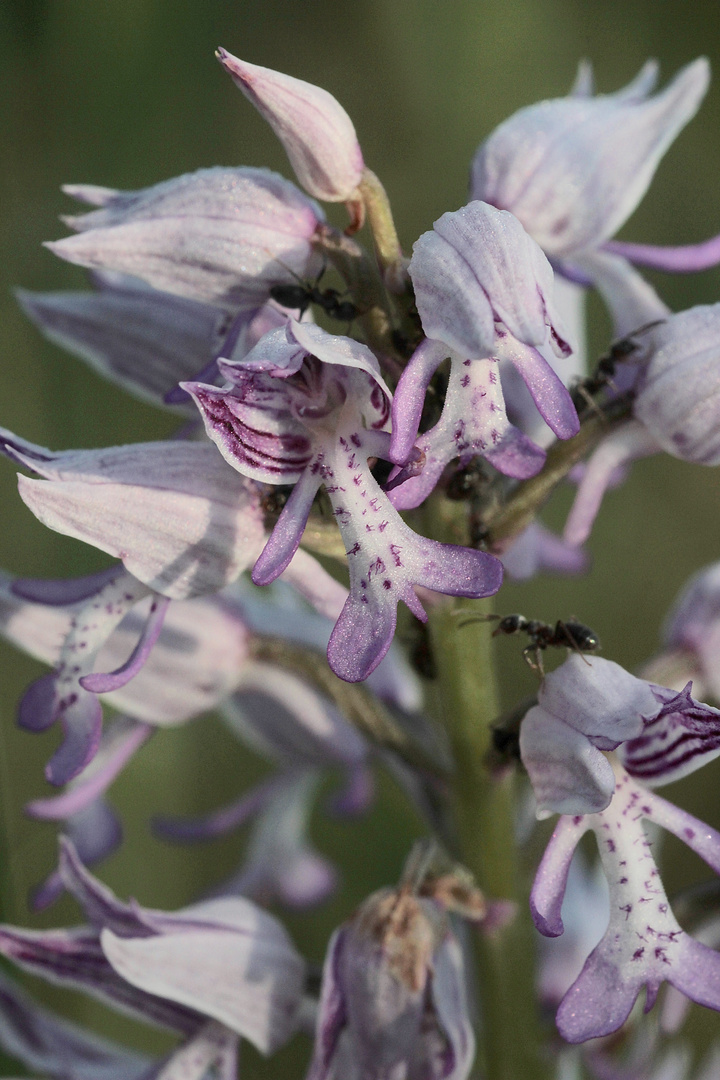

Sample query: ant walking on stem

[459,612,600,676]
[570,319,665,415]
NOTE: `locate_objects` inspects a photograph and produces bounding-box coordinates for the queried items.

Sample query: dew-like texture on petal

[409,202,565,359]
[621,683,720,786]
[12,440,265,599]
[17,285,223,410]
[520,707,616,818]
[0,969,152,1080]
[634,304,720,464]
[48,167,324,310]
[218,50,364,202]
[471,58,710,256]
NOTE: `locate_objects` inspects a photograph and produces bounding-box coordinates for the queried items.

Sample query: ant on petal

[570,319,665,415]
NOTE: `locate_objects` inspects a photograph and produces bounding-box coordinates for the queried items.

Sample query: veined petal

[620,684,720,786]
[6,438,266,599]
[17,284,223,410]
[471,58,710,256]
[409,201,572,359]
[217,50,364,202]
[48,167,324,310]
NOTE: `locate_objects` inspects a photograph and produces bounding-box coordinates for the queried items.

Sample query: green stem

[425,501,550,1080]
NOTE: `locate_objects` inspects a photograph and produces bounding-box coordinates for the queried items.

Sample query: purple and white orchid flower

[388,200,579,509]
[0,838,306,1058]
[522,654,720,1041]
[47,167,325,312]
[186,318,503,680]
[470,58,715,333]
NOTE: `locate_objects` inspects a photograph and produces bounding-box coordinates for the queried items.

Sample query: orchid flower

[388,200,579,510]
[0,838,307,1058]
[186,318,503,680]
[470,59,714,335]
[46,167,325,311]
[522,655,720,1041]
[218,49,365,203]
[307,882,475,1080]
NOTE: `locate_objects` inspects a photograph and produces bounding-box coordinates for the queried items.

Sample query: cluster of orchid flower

[2,41,720,1080]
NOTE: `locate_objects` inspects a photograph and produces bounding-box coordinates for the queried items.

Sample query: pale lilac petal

[11,440,266,599]
[563,420,659,546]
[100,917,305,1054]
[48,167,324,310]
[429,934,476,1080]
[530,814,592,936]
[389,338,450,465]
[11,566,121,606]
[471,58,710,255]
[218,49,364,202]
[58,836,159,936]
[31,801,123,911]
[27,719,152,820]
[153,1021,238,1080]
[634,304,720,464]
[0,970,152,1080]
[643,789,720,876]
[520,706,616,818]
[389,356,546,511]
[306,929,347,1080]
[409,201,570,359]
[252,469,323,584]
[17,285,223,410]
[539,654,658,744]
[153,776,280,842]
[63,183,120,206]
[496,338,579,439]
[80,596,171,693]
[606,233,720,272]
[184,381,312,485]
[575,249,670,338]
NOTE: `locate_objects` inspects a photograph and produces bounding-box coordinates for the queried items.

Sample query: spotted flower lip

[186,319,503,681]
[217,49,364,203]
[470,58,710,258]
[531,765,720,1043]
[46,167,325,311]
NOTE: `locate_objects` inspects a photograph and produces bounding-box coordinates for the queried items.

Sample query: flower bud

[218,49,364,202]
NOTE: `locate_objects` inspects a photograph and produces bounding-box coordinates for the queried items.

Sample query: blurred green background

[1,0,720,1073]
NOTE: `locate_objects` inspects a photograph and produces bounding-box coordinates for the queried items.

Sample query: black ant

[270,267,360,323]
[570,319,665,414]
[459,612,600,675]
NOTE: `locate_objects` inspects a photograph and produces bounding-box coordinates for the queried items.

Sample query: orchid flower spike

[218,49,365,203]
[388,200,579,509]
[47,167,325,311]
[186,318,503,680]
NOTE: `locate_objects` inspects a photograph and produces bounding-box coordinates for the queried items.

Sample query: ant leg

[522,644,545,677]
